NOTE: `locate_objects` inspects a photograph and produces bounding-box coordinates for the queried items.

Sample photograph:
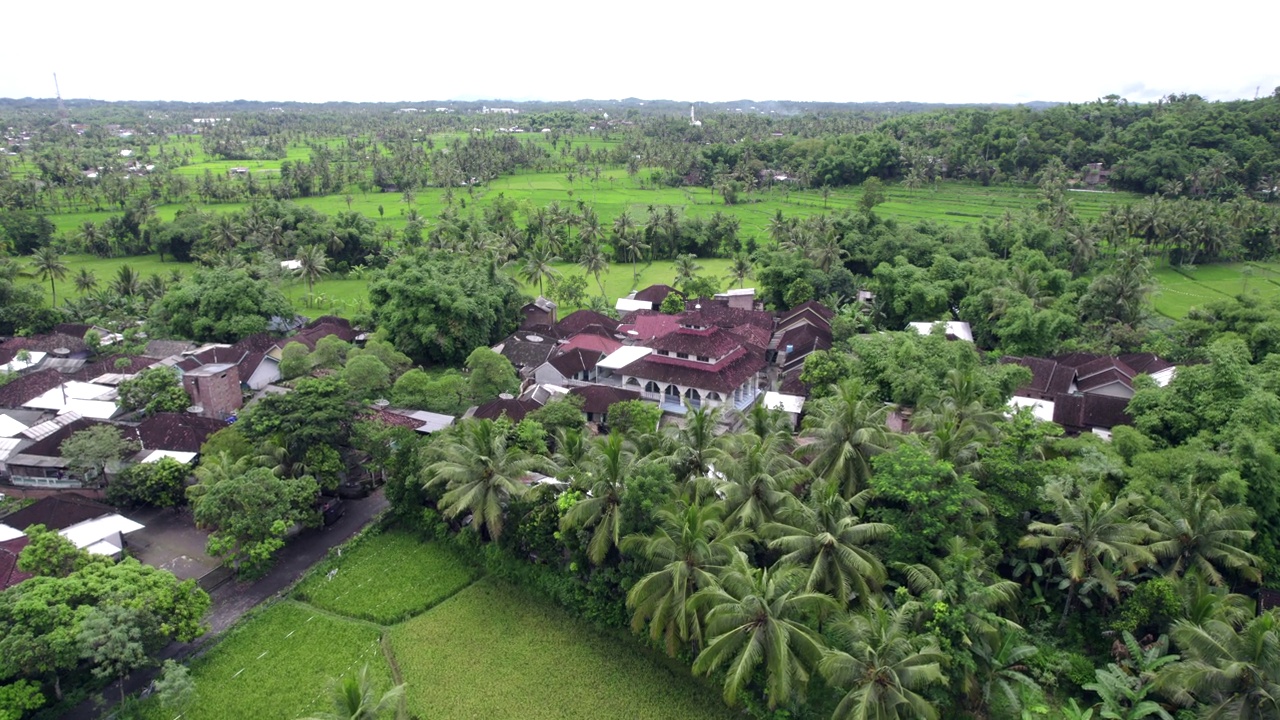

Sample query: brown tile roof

[780,366,810,396]
[727,324,773,351]
[646,328,743,359]
[0,537,32,591]
[559,333,622,356]
[683,299,775,330]
[633,284,681,305]
[780,300,835,324]
[0,368,66,408]
[1003,356,1076,398]
[286,322,358,351]
[778,324,832,366]
[1,332,89,356]
[625,348,767,395]
[556,310,620,336]
[471,397,542,422]
[1052,393,1132,432]
[134,412,229,453]
[1119,353,1175,376]
[0,492,114,531]
[143,340,198,359]
[22,417,103,456]
[364,407,422,430]
[549,348,603,377]
[569,385,640,415]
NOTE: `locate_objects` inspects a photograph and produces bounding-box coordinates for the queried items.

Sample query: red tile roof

[726,324,773,351]
[780,300,835,324]
[778,324,833,365]
[556,310,620,336]
[683,299,775,330]
[1052,393,1132,432]
[471,397,542,422]
[633,284,681,305]
[0,537,32,591]
[559,333,622,356]
[617,312,680,341]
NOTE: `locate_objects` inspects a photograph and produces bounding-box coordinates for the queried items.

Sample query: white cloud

[2,0,1277,104]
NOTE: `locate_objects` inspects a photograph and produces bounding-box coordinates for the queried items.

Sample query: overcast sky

[3,0,1277,105]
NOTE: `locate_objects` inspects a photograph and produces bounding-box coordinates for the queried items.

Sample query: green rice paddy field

[135,529,732,720]
[1151,262,1280,318]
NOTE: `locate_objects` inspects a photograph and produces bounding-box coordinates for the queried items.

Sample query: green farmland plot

[138,601,391,720]
[1150,263,1280,318]
[389,577,736,720]
[293,532,480,624]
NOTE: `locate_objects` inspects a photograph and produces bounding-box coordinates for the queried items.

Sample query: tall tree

[295,244,330,302]
[1160,611,1280,719]
[818,600,946,720]
[561,431,633,565]
[578,242,609,297]
[27,247,67,307]
[424,419,555,541]
[692,558,838,709]
[1145,485,1262,586]
[795,379,894,498]
[1021,485,1155,628]
[622,502,747,656]
[765,489,891,607]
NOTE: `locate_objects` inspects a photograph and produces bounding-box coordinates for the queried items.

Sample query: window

[676,352,689,359]
[658,350,669,356]
[697,355,710,363]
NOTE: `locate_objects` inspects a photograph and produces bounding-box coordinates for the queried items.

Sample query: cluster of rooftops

[0,291,1177,493]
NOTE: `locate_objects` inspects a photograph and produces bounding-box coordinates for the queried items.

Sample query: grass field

[137,601,391,720]
[293,532,480,624]
[388,577,735,720]
[1151,262,1280,318]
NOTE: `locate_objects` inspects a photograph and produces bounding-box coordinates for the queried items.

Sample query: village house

[1003,352,1177,438]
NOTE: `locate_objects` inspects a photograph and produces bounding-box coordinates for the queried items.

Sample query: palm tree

[111,264,142,298]
[578,242,609,297]
[1021,484,1155,628]
[662,402,727,489]
[818,599,946,720]
[969,628,1041,717]
[73,268,98,295]
[725,252,753,288]
[295,244,330,302]
[899,537,1021,640]
[77,221,103,255]
[28,247,68,307]
[561,431,632,565]
[301,664,405,720]
[1145,485,1261,586]
[765,488,891,607]
[515,242,561,297]
[622,502,747,655]
[717,433,806,531]
[673,253,703,290]
[424,419,556,541]
[1160,611,1280,719]
[616,215,648,285]
[795,379,895,498]
[691,557,838,709]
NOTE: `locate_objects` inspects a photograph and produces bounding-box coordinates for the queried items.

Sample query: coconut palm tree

[622,502,747,656]
[1145,485,1261,586]
[717,434,806,531]
[795,378,895,498]
[77,221,104,255]
[73,268,98,295]
[111,264,142,298]
[515,242,561,297]
[724,252,753,288]
[424,419,556,541]
[673,253,703,290]
[301,664,405,720]
[969,628,1041,717]
[28,247,68,307]
[1020,484,1155,628]
[295,244,330,303]
[578,242,609,297]
[765,488,891,607]
[818,599,946,720]
[561,431,632,565]
[691,557,839,709]
[1160,612,1280,719]
[617,218,648,285]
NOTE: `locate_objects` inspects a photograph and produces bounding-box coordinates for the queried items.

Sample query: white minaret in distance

[690,104,702,127]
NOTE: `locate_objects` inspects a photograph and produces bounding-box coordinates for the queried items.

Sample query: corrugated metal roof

[597,346,653,370]
[20,411,83,440]
[59,514,144,550]
[0,438,25,461]
[0,415,27,438]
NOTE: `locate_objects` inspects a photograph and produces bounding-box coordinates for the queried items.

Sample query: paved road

[62,489,389,719]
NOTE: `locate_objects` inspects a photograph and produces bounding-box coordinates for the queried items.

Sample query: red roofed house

[0,536,32,591]
[607,311,767,414]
